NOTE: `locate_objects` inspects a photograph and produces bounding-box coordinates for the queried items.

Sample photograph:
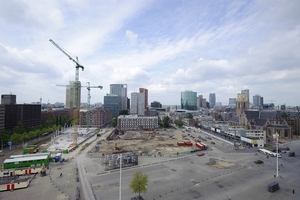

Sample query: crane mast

[50,39,84,146]
[85,82,103,132]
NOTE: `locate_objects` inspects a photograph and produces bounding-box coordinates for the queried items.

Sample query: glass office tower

[181,91,197,110]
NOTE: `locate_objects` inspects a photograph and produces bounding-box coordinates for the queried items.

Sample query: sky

[0,0,299,106]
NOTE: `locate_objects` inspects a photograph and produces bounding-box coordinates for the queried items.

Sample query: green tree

[111,117,118,127]
[130,171,148,197]
[163,116,170,128]
[187,113,193,119]
[13,121,25,134]
[174,119,184,127]
[10,133,23,145]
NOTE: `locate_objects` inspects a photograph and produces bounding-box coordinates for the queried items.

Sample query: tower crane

[56,83,103,134]
[86,82,103,132]
[50,39,84,146]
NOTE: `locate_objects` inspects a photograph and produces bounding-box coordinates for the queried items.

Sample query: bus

[3,155,50,169]
[258,149,281,157]
[10,152,51,161]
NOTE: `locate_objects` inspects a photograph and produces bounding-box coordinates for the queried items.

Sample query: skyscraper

[241,89,250,102]
[253,94,263,107]
[139,88,148,109]
[103,94,122,116]
[209,93,216,108]
[229,98,237,105]
[197,95,203,109]
[131,92,145,115]
[66,81,81,109]
[181,91,197,110]
[110,84,127,110]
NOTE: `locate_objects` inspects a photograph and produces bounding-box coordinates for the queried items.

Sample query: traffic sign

[8,141,12,146]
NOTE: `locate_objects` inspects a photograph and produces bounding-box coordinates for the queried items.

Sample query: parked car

[288,152,295,157]
[131,196,144,200]
[211,141,215,144]
[254,160,264,164]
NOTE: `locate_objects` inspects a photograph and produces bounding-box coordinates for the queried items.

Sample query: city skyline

[0,1,299,106]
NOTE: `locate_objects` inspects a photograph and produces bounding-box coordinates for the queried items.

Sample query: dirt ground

[92,128,198,155]
[206,158,239,169]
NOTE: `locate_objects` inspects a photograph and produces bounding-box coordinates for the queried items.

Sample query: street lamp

[273,132,279,178]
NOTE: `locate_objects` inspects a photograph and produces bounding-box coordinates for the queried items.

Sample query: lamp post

[273,132,279,178]
[119,153,122,200]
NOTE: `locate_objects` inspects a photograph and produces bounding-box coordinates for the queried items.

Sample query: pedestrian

[60,173,62,178]
[293,189,295,194]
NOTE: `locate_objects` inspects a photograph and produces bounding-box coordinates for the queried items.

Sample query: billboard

[101,152,138,171]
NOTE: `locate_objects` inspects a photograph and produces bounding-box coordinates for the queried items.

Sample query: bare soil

[206,158,238,169]
[93,129,197,155]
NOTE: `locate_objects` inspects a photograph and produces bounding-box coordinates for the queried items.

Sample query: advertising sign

[101,152,138,171]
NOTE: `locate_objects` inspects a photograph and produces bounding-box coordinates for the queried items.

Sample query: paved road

[1,129,299,200]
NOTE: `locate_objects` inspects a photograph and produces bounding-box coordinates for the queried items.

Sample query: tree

[130,171,148,197]
[163,116,170,128]
[111,117,118,127]
[187,113,193,119]
[13,121,25,134]
[174,119,184,127]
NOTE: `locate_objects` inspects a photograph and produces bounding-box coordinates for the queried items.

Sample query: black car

[254,160,264,164]
[211,141,215,144]
[131,196,144,200]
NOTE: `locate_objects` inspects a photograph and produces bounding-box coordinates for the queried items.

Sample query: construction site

[89,128,208,157]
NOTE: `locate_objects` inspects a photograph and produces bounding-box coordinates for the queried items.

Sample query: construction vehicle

[50,39,84,146]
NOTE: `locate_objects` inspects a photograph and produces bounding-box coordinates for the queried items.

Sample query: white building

[117,115,158,130]
[130,92,145,115]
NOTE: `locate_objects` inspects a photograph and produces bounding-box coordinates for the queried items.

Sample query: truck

[268,181,279,193]
[54,153,62,162]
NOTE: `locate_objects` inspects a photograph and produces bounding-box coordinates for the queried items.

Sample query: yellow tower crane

[50,39,84,146]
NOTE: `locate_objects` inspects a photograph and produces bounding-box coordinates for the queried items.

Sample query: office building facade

[130,92,145,115]
[103,94,122,117]
[241,89,250,102]
[110,84,127,111]
[65,81,81,109]
[253,94,263,107]
[181,91,197,110]
[209,93,216,109]
[197,95,203,109]
[139,88,148,109]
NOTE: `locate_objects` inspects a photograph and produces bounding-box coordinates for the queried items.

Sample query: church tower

[236,93,250,118]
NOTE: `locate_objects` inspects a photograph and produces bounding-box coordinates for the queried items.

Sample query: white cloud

[0,0,299,106]
[126,30,138,45]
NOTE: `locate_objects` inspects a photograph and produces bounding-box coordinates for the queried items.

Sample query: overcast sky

[0,0,299,106]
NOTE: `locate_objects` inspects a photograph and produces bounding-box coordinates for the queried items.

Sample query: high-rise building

[65,81,81,109]
[229,98,237,105]
[1,94,16,105]
[110,84,127,111]
[197,95,203,109]
[253,94,263,107]
[139,88,148,109]
[103,94,122,117]
[202,98,207,108]
[241,89,250,102]
[151,101,162,108]
[181,91,197,110]
[131,92,145,115]
[209,93,216,108]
